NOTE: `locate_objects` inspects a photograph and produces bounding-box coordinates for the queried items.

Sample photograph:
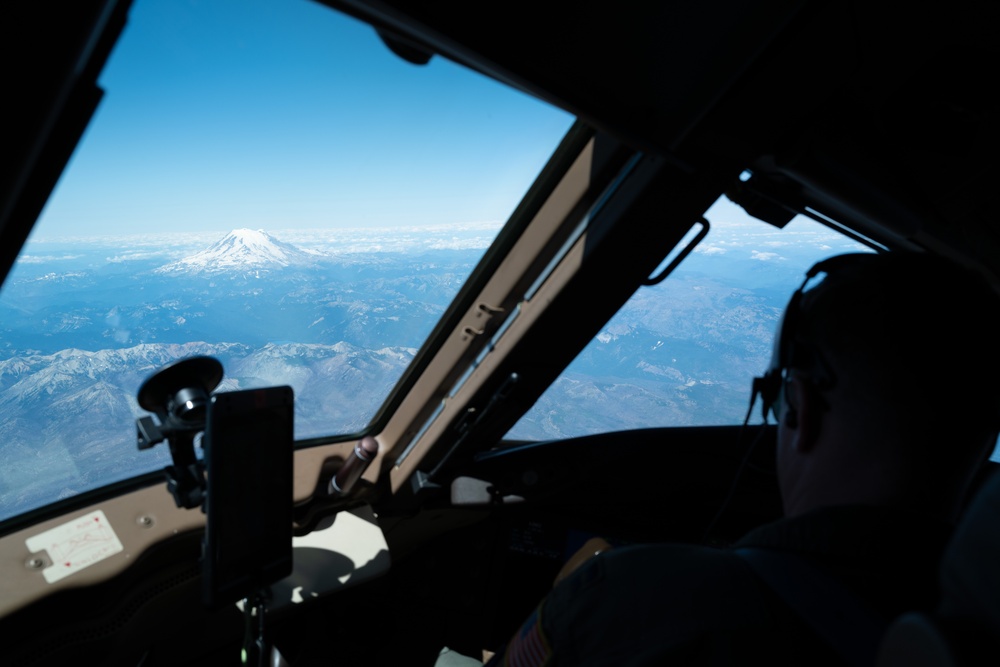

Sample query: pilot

[484,251,1000,666]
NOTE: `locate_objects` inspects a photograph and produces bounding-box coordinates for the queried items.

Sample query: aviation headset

[752,252,883,425]
[753,249,1000,426]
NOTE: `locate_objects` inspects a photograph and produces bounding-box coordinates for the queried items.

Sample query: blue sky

[36,0,575,237]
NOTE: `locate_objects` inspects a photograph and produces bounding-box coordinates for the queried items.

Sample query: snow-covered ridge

[156,228,323,274]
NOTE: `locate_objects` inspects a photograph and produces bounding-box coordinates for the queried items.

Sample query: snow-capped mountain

[156,229,322,274]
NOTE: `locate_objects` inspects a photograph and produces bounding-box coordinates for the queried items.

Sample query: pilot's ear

[783,375,820,452]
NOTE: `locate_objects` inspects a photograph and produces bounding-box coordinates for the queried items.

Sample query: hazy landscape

[0,220,848,520]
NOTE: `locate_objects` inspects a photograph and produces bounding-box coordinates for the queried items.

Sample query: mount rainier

[156,228,323,273]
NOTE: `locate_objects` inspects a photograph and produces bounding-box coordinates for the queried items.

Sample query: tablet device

[202,386,294,608]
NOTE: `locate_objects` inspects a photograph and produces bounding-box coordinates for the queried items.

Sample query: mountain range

[0,339,416,520]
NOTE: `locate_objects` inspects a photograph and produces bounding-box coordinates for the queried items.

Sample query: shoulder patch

[504,604,552,667]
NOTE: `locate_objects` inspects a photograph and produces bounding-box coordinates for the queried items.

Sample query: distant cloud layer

[28,221,505,259]
[17,255,82,264]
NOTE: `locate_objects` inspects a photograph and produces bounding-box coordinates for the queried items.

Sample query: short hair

[789,252,1000,487]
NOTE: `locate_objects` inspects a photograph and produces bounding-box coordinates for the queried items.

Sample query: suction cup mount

[136,356,224,509]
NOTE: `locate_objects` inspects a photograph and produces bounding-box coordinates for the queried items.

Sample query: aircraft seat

[877,469,1000,666]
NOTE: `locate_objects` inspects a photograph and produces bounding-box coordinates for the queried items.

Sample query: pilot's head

[761,252,1000,519]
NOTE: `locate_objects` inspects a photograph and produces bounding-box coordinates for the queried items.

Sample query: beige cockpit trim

[382,136,611,492]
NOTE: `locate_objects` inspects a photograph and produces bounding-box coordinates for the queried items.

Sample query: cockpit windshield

[0,0,573,522]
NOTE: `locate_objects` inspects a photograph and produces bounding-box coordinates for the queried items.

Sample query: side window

[506,197,872,440]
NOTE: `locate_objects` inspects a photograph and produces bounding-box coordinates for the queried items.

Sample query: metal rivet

[137,515,154,528]
[26,557,45,570]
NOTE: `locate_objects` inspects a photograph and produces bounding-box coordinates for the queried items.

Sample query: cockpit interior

[1,1,999,665]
